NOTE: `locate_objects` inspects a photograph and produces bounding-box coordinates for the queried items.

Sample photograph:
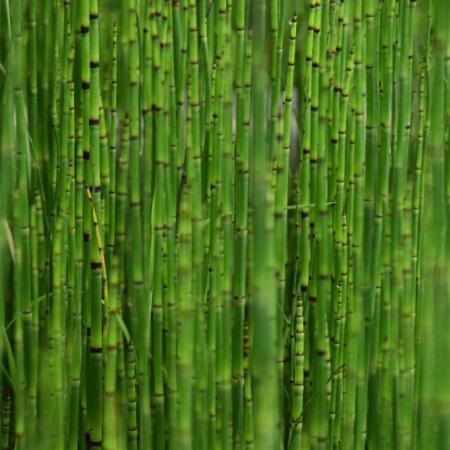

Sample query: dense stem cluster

[0,0,449,449]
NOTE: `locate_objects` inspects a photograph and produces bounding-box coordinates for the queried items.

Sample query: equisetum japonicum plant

[0,0,449,449]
